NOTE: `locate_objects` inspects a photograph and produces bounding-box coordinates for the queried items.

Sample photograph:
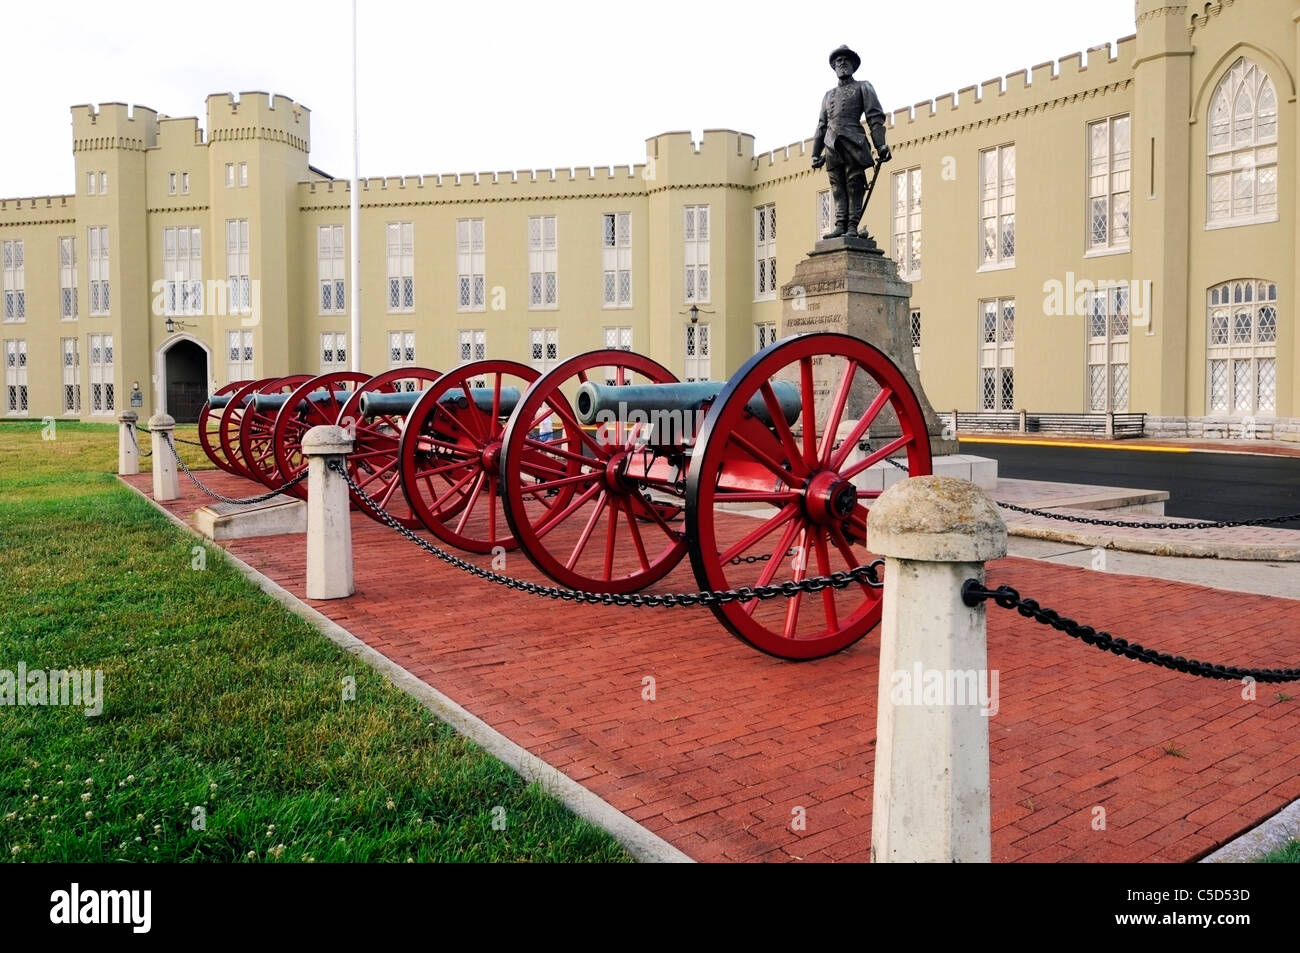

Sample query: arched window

[1207,280,1278,416]
[1207,58,1278,225]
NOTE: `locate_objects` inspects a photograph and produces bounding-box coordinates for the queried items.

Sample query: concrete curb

[1006,523,1300,562]
[1200,799,1300,863]
[118,476,694,864]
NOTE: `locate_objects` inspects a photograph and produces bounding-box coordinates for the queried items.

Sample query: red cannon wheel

[218,378,274,482]
[238,375,312,489]
[500,350,687,592]
[685,332,933,660]
[272,371,373,499]
[199,380,248,474]
[397,361,540,552]
[337,366,443,529]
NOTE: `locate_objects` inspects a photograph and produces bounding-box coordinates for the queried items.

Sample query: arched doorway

[162,338,209,423]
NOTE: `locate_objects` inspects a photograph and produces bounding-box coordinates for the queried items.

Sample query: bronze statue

[811,44,892,244]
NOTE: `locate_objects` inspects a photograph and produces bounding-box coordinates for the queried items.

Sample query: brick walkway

[125,471,1300,862]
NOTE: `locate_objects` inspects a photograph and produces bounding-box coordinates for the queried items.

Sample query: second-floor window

[684,205,710,303]
[979,144,1015,267]
[457,219,486,311]
[162,226,203,315]
[318,225,345,314]
[386,222,414,313]
[754,204,777,300]
[892,168,921,277]
[602,213,631,308]
[528,215,558,309]
[1207,57,1278,227]
[2,241,24,322]
[1087,115,1131,251]
[88,227,110,315]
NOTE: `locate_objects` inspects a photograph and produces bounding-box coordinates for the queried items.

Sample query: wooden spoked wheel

[685,333,933,660]
[238,375,312,488]
[337,366,443,529]
[199,380,248,474]
[398,361,540,553]
[271,371,373,499]
[218,378,273,482]
[499,349,687,593]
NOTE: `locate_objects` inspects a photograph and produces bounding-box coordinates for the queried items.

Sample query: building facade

[1,0,1296,439]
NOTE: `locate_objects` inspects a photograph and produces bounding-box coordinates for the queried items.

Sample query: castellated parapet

[206,92,310,154]
[72,102,159,153]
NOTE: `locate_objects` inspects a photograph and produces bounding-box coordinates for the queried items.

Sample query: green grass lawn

[0,420,630,862]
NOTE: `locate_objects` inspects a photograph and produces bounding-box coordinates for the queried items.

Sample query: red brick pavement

[125,471,1300,862]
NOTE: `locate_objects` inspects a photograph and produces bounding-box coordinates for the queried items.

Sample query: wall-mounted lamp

[680,304,715,324]
[164,316,196,334]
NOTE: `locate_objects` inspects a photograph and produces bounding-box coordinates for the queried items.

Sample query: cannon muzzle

[359,386,521,419]
[574,380,801,429]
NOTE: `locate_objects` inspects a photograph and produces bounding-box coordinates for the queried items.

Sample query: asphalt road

[970,442,1300,529]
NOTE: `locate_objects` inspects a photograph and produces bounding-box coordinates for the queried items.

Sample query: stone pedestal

[781,240,958,457]
[148,413,179,502]
[118,411,140,476]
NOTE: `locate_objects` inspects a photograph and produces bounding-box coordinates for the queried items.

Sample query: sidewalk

[122,470,1300,863]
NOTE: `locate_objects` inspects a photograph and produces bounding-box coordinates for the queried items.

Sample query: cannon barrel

[574,379,801,428]
[359,386,521,419]
[250,389,356,414]
[206,392,255,411]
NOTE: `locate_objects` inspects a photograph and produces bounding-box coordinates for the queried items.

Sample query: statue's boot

[846,175,868,237]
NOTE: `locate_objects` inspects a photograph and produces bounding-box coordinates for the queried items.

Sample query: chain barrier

[995,500,1300,530]
[962,580,1300,683]
[136,424,204,447]
[327,458,883,608]
[162,434,309,506]
[126,425,152,458]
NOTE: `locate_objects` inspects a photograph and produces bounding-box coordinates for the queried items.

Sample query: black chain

[163,433,309,506]
[963,580,1300,683]
[127,426,152,458]
[329,458,883,607]
[996,500,1300,530]
[136,424,204,447]
[729,548,799,565]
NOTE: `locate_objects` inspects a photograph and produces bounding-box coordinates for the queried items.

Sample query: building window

[979,144,1015,267]
[182,172,190,195]
[602,212,632,308]
[320,331,347,372]
[2,241,24,322]
[891,168,922,278]
[458,329,487,387]
[1207,58,1278,227]
[1207,280,1277,416]
[238,162,248,188]
[1088,115,1131,251]
[226,329,253,383]
[162,227,203,316]
[88,226,110,315]
[1086,288,1130,412]
[603,326,632,384]
[754,204,777,301]
[168,172,178,196]
[817,189,832,238]
[528,215,558,309]
[755,321,778,352]
[457,219,486,312]
[4,339,27,415]
[684,323,711,382]
[529,328,558,373]
[87,172,97,195]
[387,331,418,390]
[89,333,114,414]
[385,222,414,313]
[225,163,235,189]
[318,225,345,314]
[59,237,77,320]
[225,219,251,314]
[910,309,922,372]
[61,337,80,414]
[979,298,1015,410]
[683,205,710,303]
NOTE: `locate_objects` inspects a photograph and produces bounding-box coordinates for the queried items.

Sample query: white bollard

[303,424,355,600]
[118,411,140,476]
[867,475,1008,863]
[148,413,179,502]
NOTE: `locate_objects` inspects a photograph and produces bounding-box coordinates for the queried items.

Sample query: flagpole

[349,0,361,372]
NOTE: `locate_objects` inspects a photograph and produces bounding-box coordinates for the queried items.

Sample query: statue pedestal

[780,240,960,458]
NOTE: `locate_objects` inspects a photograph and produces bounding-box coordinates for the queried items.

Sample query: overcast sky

[2,0,1138,197]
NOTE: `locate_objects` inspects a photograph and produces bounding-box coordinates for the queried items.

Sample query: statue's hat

[828,44,861,73]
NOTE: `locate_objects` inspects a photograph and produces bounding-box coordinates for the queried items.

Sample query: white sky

[2,0,1138,197]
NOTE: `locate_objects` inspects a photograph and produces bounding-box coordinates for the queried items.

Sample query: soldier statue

[811,44,893,243]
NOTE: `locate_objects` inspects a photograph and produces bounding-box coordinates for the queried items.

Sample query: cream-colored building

[1,0,1295,439]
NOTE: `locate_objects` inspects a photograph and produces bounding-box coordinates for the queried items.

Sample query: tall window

[168,172,178,195]
[225,164,235,189]
[61,338,80,414]
[1086,288,1130,412]
[603,326,632,384]
[238,162,248,188]
[320,332,347,372]
[386,222,414,313]
[89,333,114,414]
[979,298,1015,410]
[458,330,487,387]
[2,241,23,322]
[1088,116,1131,251]
[225,219,251,314]
[529,328,558,373]
[387,331,418,391]
[979,145,1015,267]
[162,226,202,315]
[88,226,110,315]
[683,205,710,303]
[602,212,632,308]
[892,168,922,278]
[817,190,832,237]
[910,310,922,372]
[59,237,77,320]
[3,339,27,415]
[755,321,778,352]
[1208,58,1278,226]
[684,323,711,381]
[457,219,486,312]
[528,215,558,309]
[182,172,190,195]
[754,204,777,300]
[1207,280,1277,416]
[226,329,253,383]
[318,225,345,314]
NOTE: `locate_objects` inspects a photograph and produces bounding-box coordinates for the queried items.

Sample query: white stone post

[118,411,140,476]
[148,413,179,502]
[867,475,1008,863]
[303,424,355,600]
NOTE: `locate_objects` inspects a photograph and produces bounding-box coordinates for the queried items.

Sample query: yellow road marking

[958,437,1191,454]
